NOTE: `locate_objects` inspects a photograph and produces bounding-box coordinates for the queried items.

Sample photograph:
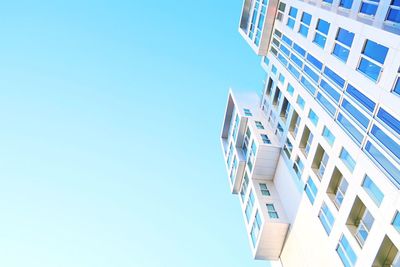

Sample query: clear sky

[0,1,269,267]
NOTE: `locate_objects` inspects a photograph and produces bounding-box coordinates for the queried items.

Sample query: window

[240,172,249,202]
[279,73,285,84]
[287,7,298,29]
[364,141,400,187]
[293,156,304,178]
[393,75,400,95]
[393,211,400,232]
[283,138,293,158]
[229,157,238,184]
[322,126,336,146]
[299,12,312,37]
[304,132,314,156]
[341,99,370,129]
[332,28,354,62]
[282,35,293,46]
[320,79,340,103]
[264,56,270,66]
[376,107,400,136]
[324,66,345,89]
[245,190,255,221]
[297,95,305,109]
[336,235,357,267]
[293,115,301,137]
[242,128,251,157]
[266,204,279,218]
[276,2,286,22]
[340,148,356,172]
[346,84,376,113]
[319,202,335,234]
[272,65,277,74]
[305,176,318,204]
[277,123,284,136]
[307,53,323,70]
[362,175,384,206]
[261,134,271,144]
[323,0,333,4]
[386,0,400,23]
[259,183,271,196]
[313,19,330,48]
[337,113,364,145]
[244,108,253,116]
[319,92,336,116]
[248,0,260,40]
[227,143,233,167]
[317,152,329,178]
[287,83,294,96]
[355,209,374,246]
[254,0,268,46]
[232,115,240,140]
[293,43,306,57]
[308,109,319,126]
[339,0,353,8]
[334,177,348,208]
[359,0,380,16]
[370,124,400,161]
[250,210,262,246]
[357,40,388,82]
[255,121,264,129]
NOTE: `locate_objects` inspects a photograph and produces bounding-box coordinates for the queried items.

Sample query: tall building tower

[220,0,400,266]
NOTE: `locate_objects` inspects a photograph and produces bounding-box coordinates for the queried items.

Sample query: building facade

[221,0,400,266]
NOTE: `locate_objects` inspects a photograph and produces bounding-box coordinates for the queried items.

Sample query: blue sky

[0,1,268,266]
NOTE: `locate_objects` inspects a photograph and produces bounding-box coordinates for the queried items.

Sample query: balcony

[238,0,279,55]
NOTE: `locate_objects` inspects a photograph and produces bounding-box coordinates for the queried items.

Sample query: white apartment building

[221,0,400,266]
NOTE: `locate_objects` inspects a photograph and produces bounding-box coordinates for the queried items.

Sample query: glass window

[288,63,301,79]
[365,141,400,187]
[393,211,400,232]
[377,108,400,136]
[323,0,333,4]
[307,54,323,70]
[318,202,335,234]
[333,28,354,62]
[272,65,277,74]
[266,204,279,218]
[287,83,295,96]
[299,12,312,37]
[322,126,336,146]
[313,19,330,48]
[240,172,249,202]
[263,56,270,66]
[386,0,400,23]
[362,175,384,206]
[301,76,317,95]
[255,121,264,129]
[346,84,376,113]
[357,40,388,82]
[324,66,345,89]
[337,113,364,145]
[261,134,271,144]
[293,156,304,178]
[244,108,252,116]
[276,2,286,22]
[336,235,357,267]
[360,0,380,16]
[250,210,262,247]
[293,43,306,57]
[287,7,298,29]
[305,176,318,204]
[334,177,349,208]
[245,190,255,221]
[355,209,374,246]
[316,93,336,116]
[320,79,341,103]
[282,35,293,46]
[339,0,353,9]
[393,76,400,95]
[283,137,293,158]
[297,95,305,109]
[341,99,370,129]
[340,148,356,172]
[308,109,319,126]
[279,73,285,84]
[370,125,400,160]
[229,156,238,184]
[259,183,271,196]
[290,53,303,68]
[304,65,319,83]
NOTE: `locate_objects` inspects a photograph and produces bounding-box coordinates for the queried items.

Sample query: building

[220,0,400,266]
